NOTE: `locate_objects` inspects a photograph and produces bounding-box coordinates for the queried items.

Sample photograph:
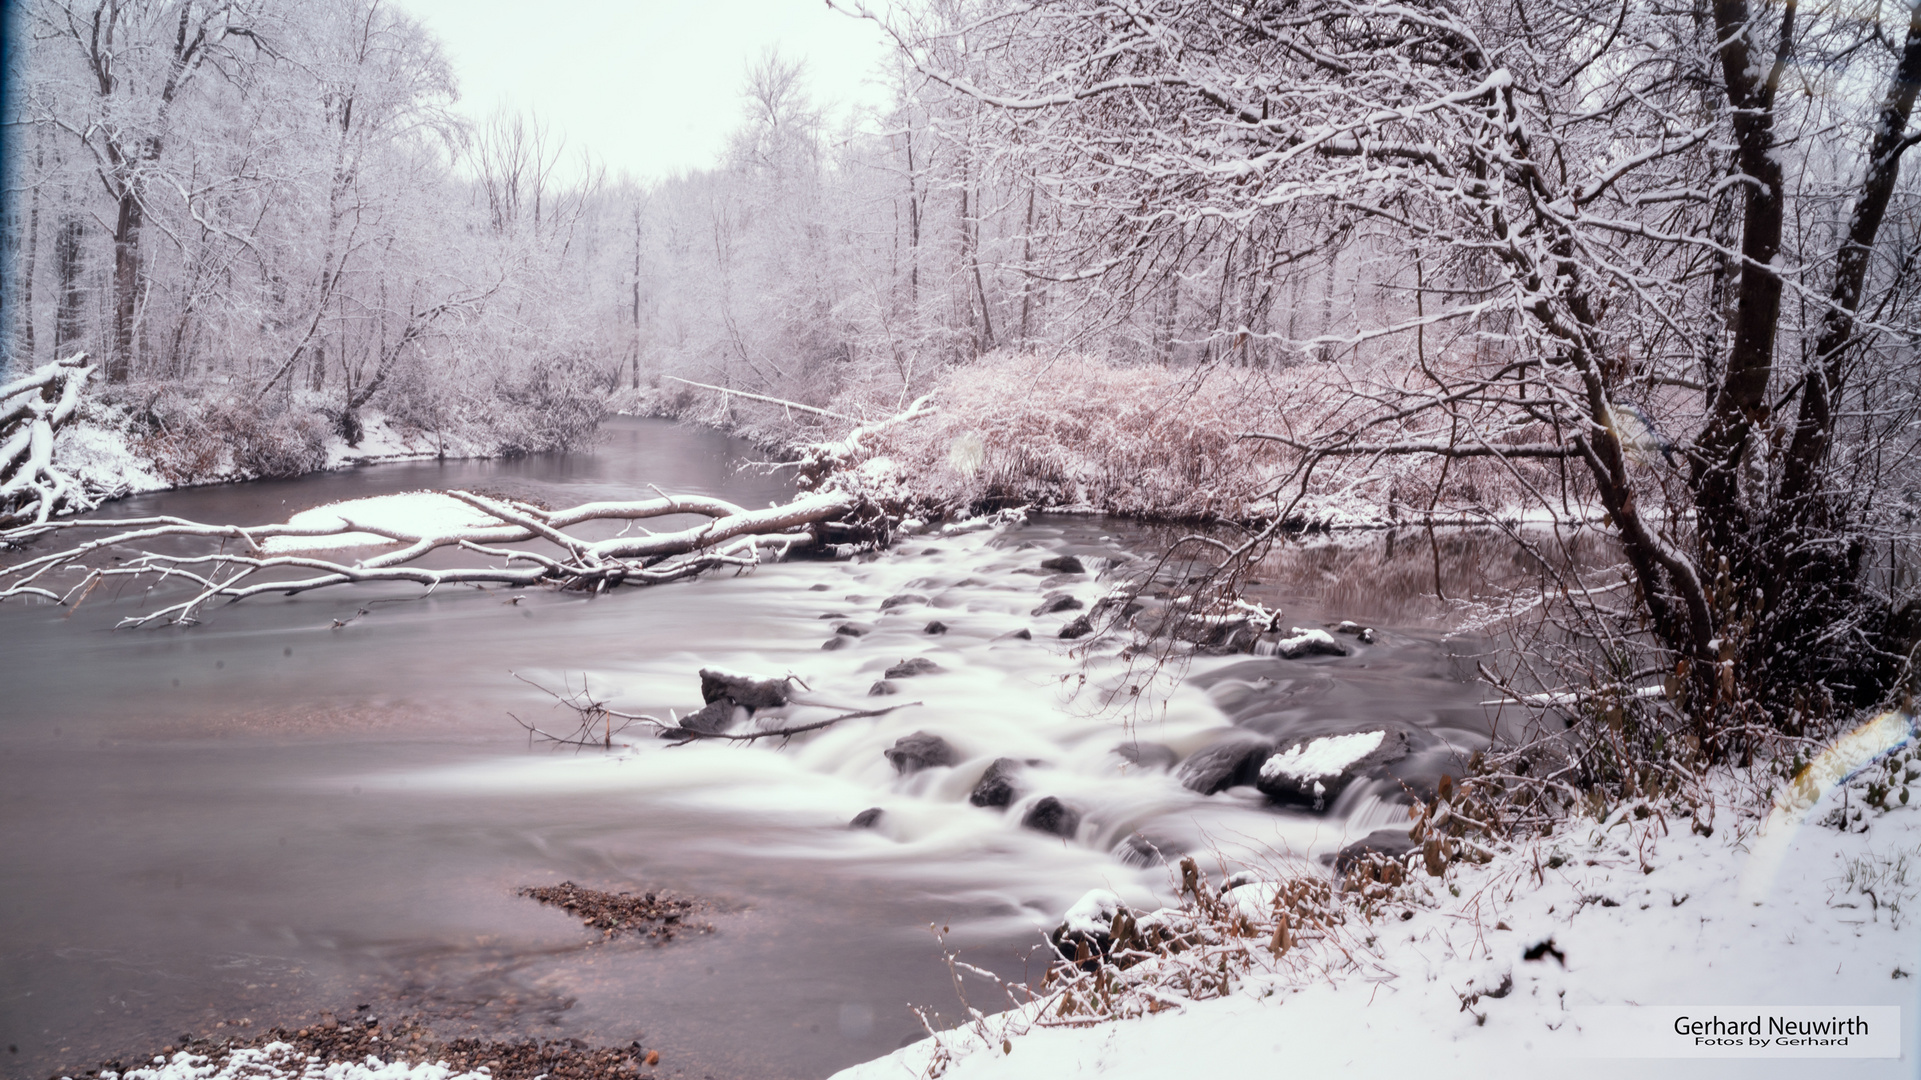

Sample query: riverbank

[31,375,604,512]
[835,748,1921,1080]
[633,354,1603,531]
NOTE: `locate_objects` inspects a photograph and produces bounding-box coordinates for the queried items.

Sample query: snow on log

[0,355,98,528]
[0,485,865,626]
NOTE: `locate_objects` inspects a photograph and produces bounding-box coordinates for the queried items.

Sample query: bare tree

[34,0,274,382]
[848,0,1921,751]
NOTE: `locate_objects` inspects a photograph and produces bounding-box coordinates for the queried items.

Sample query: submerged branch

[513,669,921,746]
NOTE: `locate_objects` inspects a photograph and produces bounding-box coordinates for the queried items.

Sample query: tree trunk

[11,138,41,363]
[51,214,85,361]
[108,190,142,383]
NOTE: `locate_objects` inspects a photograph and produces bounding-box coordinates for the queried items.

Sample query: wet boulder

[884,731,956,774]
[1118,833,1170,867]
[923,620,949,635]
[1254,726,1416,811]
[820,636,849,651]
[1032,592,1083,617]
[1177,736,1276,795]
[699,669,791,710]
[867,680,898,696]
[1059,614,1095,639]
[1330,828,1419,875]
[835,623,869,637]
[849,807,885,829]
[884,657,943,679]
[969,758,1023,808]
[1113,742,1177,771]
[678,698,739,736]
[1040,554,1086,574]
[880,593,928,611]
[1021,796,1082,838]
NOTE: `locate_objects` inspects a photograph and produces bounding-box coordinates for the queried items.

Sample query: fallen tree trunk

[0,486,868,626]
[1,354,98,528]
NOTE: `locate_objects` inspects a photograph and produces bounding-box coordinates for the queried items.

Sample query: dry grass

[830,352,1586,525]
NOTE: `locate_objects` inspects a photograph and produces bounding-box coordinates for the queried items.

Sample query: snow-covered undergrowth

[827,353,1583,527]
[838,736,1921,1080]
[35,375,596,506]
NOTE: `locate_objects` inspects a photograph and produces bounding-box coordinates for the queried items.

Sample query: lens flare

[1740,710,1916,905]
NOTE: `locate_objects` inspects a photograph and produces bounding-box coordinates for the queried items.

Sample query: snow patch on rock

[1059,888,1127,937]
[1259,730,1386,783]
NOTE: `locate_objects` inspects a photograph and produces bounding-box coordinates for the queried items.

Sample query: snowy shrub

[794,352,1587,525]
[218,405,332,479]
[480,359,608,457]
[845,353,1280,520]
[117,386,330,483]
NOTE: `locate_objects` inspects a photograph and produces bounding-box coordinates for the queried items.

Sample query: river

[0,418,1530,1080]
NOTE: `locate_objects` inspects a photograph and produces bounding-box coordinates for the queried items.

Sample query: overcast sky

[392,0,896,183]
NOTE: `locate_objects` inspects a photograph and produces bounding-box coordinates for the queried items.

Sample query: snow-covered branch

[0,355,99,528]
[0,486,868,626]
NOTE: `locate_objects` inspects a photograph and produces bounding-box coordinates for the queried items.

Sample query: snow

[260,492,500,553]
[1059,889,1127,937]
[97,1043,488,1080]
[323,411,489,469]
[1278,627,1338,651]
[1259,730,1385,783]
[834,746,1921,1080]
[1222,880,1282,921]
[51,420,168,497]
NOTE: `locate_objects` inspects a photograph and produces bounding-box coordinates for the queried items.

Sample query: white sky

[392,0,896,183]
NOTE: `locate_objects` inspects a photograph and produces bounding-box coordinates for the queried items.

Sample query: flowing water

[0,418,1540,1080]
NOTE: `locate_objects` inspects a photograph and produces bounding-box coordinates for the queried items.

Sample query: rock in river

[699,668,790,710]
[969,758,1023,808]
[1021,795,1082,838]
[1176,736,1275,794]
[1032,592,1084,617]
[885,731,955,774]
[1254,726,1415,810]
[884,657,943,679]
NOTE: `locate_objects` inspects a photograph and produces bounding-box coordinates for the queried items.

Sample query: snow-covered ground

[323,413,491,470]
[101,1045,488,1080]
[835,752,1921,1080]
[51,419,170,497]
[48,409,495,505]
